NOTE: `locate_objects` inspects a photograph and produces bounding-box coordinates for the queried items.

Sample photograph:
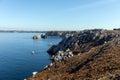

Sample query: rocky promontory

[28,29,120,80]
[42,31,77,38]
[33,31,76,39]
[47,29,120,55]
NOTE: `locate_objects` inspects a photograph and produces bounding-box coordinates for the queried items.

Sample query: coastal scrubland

[28,29,120,80]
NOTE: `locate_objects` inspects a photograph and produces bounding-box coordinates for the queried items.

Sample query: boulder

[50,49,74,62]
[41,34,47,39]
[33,35,41,39]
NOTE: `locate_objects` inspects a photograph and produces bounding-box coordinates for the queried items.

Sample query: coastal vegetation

[28,29,120,80]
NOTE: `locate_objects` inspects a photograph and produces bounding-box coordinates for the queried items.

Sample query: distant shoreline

[0,30,47,33]
[0,28,119,33]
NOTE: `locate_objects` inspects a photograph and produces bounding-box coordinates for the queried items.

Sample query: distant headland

[0,30,46,33]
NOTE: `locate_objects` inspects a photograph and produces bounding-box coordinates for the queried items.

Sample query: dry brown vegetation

[28,30,120,80]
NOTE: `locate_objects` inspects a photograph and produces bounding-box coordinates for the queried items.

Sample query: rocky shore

[28,29,120,80]
[47,29,120,61]
[32,31,76,39]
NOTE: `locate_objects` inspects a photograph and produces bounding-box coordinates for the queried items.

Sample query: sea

[0,32,61,80]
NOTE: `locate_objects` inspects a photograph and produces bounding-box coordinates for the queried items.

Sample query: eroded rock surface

[28,29,120,80]
[47,29,120,55]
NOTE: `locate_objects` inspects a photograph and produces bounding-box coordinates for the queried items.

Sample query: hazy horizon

[0,0,120,31]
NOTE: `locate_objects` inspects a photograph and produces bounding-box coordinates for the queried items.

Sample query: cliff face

[45,31,76,38]
[47,29,120,55]
[28,29,120,80]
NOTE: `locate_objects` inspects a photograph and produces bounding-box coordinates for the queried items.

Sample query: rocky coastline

[47,29,120,61]
[28,29,120,80]
[33,31,77,39]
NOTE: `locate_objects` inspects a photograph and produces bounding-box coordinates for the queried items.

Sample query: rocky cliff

[28,29,120,80]
[44,31,77,38]
[47,29,120,55]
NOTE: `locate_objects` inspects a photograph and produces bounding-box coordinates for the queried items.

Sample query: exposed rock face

[28,33,120,80]
[33,35,41,39]
[113,28,120,30]
[45,31,77,38]
[50,49,73,62]
[41,34,47,39]
[28,29,120,80]
[47,29,120,55]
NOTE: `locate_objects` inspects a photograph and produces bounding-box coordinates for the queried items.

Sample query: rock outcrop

[50,49,73,62]
[28,29,120,80]
[47,29,120,55]
[44,31,77,38]
[113,28,120,30]
[33,35,41,39]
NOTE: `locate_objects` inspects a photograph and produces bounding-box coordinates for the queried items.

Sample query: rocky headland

[28,29,120,80]
[32,31,76,39]
[40,31,77,39]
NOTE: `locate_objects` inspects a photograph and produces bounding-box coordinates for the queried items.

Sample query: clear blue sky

[0,0,120,31]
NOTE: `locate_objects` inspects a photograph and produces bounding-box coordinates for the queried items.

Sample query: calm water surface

[0,33,61,80]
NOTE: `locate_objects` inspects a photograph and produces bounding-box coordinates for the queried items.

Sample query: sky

[0,0,120,31]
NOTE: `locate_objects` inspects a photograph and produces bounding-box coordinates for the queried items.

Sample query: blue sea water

[0,33,61,80]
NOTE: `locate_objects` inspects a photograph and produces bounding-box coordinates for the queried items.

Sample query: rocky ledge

[28,29,120,80]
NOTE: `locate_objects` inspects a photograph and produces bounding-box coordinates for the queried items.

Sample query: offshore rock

[33,35,41,39]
